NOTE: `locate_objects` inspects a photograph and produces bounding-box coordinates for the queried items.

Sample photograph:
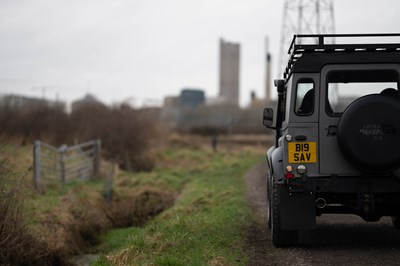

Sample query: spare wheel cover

[337,94,400,173]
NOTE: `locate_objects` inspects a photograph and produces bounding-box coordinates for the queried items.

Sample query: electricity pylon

[278,0,335,77]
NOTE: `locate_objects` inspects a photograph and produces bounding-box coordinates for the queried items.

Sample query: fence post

[93,139,101,177]
[59,144,67,194]
[227,117,233,154]
[33,140,43,194]
[106,158,115,206]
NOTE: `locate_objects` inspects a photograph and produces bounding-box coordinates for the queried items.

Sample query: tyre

[271,183,298,247]
[266,177,272,229]
[392,216,400,228]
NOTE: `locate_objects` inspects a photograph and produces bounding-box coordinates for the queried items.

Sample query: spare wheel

[337,94,400,173]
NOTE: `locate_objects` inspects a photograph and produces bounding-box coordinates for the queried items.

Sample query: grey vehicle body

[263,34,400,247]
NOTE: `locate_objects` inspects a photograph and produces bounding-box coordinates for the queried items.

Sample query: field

[0,135,271,265]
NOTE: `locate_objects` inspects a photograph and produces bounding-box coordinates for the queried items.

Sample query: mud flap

[279,188,316,230]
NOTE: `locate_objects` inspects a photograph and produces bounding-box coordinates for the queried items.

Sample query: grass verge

[0,144,177,264]
[1,142,264,265]
[93,148,262,265]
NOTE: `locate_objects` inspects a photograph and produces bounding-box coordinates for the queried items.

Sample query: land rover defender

[263,34,400,247]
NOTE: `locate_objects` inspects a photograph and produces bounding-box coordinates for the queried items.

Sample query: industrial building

[219,39,240,106]
[159,38,271,133]
[179,89,205,109]
[0,94,66,111]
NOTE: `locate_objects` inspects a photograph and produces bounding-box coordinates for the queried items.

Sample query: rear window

[295,79,314,116]
[327,70,399,115]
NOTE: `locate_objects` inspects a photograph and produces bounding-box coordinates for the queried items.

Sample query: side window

[295,79,314,116]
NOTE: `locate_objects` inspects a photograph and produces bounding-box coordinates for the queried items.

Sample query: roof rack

[284,33,400,80]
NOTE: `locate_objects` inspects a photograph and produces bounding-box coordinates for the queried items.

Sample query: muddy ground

[245,162,400,266]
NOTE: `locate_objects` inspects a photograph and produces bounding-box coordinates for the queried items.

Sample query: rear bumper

[286,175,400,220]
[290,175,400,194]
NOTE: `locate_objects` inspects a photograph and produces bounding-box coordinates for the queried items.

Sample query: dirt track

[245,162,400,266]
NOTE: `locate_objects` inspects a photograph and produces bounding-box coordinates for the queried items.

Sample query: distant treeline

[0,101,160,172]
[162,104,272,135]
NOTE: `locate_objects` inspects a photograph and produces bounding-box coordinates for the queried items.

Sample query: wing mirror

[274,79,285,93]
[263,108,274,128]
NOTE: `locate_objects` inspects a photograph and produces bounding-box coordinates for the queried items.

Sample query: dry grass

[30,184,176,260]
[0,162,63,265]
[0,141,176,264]
[108,186,176,228]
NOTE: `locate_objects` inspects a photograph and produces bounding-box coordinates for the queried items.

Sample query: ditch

[40,186,176,266]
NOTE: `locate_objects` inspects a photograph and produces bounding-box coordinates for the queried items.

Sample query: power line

[278,0,335,78]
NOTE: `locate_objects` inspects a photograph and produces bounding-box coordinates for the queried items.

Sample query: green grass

[96,227,142,251]
[1,142,264,265]
[92,148,262,266]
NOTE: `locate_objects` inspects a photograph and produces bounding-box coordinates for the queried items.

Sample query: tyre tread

[271,183,298,247]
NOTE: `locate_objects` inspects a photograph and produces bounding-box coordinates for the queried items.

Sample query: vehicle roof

[284,34,400,80]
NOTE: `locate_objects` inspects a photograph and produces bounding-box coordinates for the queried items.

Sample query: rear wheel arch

[270,147,285,183]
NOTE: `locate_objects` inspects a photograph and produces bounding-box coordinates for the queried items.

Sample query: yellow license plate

[288,142,317,163]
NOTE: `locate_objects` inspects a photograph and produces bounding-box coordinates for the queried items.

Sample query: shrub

[0,160,62,265]
[71,103,160,172]
[0,102,71,146]
[0,97,161,172]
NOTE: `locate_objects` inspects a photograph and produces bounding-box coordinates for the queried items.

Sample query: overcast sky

[1,0,400,107]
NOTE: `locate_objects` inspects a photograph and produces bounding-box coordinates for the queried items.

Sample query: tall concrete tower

[278,0,335,76]
[219,39,240,106]
[265,37,272,102]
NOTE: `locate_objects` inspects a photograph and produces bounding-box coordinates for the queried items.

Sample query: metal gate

[33,139,101,193]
